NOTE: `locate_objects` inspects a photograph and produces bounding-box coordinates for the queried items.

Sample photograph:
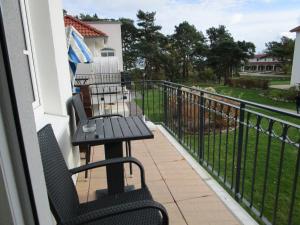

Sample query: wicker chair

[37,124,168,225]
[72,94,133,178]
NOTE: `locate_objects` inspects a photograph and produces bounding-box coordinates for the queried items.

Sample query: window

[101,48,115,57]
[20,0,40,108]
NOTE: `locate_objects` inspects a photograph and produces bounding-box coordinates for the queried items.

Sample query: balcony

[74,78,300,225]
[76,128,242,225]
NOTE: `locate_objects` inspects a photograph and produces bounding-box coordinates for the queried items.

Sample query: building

[87,20,124,72]
[290,26,300,86]
[241,54,283,73]
[64,16,123,74]
[64,15,108,57]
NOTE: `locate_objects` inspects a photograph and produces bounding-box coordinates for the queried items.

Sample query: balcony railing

[83,79,300,225]
[75,72,131,85]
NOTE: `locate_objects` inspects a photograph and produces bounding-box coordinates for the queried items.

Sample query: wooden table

[72,116,153,195]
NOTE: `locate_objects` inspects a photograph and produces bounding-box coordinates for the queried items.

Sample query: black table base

[105,142,125,195]
[96,185,135,199]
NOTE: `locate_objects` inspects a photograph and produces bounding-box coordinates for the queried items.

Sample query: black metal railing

[75,72,131,85]
[83,79,300,225]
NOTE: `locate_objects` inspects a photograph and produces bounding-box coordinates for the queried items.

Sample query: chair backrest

[37,124,79,223]
[72,94,88,122]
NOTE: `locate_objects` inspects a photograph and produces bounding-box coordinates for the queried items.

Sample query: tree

[119,18,139,70]
[136,10,163,79]
[206,25,255,84]
[236,40,255,73]
[159,35,181,81]
[206,25,233,46]
[78,13,101,21]
[265,36,295,73]
[265,36,294,62]
[172,21,206,78]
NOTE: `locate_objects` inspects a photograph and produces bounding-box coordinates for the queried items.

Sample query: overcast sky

[62,0,300,52]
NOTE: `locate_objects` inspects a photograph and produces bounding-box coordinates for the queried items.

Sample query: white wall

[85,37,105,57]
[88,22,124,71]
[291,32,300,86]
[26,0,80,170]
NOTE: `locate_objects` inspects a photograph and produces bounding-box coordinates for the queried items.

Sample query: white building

[241,54,283,73]
[64,15,108,57]
[88,21,124,72]
[290,26,300,86]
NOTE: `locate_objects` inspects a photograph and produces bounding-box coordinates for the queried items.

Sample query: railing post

[163,82,168,126]
[142,78,145,115]
[198,92,205,162]
[235,102,246,200]
[177,87,182,142]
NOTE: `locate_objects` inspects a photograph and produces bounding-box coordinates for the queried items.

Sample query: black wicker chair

[72,94,133,177]
[37,124,168,225]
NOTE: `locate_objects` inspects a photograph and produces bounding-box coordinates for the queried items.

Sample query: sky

[62,0,300,52]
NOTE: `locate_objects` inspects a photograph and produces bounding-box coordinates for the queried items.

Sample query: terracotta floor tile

[166,181,213,201]
[76,129,241,225]
[177,197,240,225]
[88,178,107,201]
[147,180,174,204]
[163,203,187,225]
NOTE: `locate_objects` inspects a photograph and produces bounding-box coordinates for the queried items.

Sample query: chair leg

[85,145,91,178]
[127,141,132,175]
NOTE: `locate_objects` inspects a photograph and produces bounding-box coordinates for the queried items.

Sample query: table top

[72,116,154,146]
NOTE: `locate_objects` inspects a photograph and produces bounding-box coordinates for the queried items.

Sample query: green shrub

[227,78,269,90]
[198,68,217,81]
[265,86,298,101]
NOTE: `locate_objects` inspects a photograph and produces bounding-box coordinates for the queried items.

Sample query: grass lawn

[269,80,291,86]
[135,85,300,225]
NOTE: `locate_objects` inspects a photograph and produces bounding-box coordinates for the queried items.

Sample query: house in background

[87,20,124,72]
[65,15,123,74]
[64,15,107,57]
[241,54,283,74]
[290,25,300,86]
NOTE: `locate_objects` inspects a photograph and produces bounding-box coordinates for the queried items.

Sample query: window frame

[19,0,41,109]
[101,48,115,57]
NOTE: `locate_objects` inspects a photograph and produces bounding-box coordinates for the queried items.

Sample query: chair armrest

[59,200,169,225]
[89,114,123,119]
[69,157,145,188]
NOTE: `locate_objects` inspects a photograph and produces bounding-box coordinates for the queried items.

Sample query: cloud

[231,13,243,25]
[62,0,300,51]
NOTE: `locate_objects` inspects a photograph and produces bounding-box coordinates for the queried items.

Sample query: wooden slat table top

[72,116,154,146]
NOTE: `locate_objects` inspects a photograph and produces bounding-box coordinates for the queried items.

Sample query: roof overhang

[290,26,300,32]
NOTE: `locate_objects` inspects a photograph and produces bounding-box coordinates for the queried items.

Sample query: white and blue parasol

[66,26,93,92]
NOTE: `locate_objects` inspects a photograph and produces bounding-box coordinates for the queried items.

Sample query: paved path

[240,72,289,78]
[269,84,292,90]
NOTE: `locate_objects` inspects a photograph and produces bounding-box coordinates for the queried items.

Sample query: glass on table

[82,123,96,133]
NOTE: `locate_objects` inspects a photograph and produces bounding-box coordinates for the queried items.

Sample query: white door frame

[0,1,53,224]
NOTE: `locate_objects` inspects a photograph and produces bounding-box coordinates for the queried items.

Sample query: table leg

[79,144,90,178]
[104,142,124,195]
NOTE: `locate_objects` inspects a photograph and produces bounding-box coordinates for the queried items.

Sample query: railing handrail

[160,80,300,120]
[76,72,121,75]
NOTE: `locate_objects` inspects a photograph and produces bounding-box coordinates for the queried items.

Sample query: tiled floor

[76,128,241,225]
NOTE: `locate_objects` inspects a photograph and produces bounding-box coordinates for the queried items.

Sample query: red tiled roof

[64,15,107,37]
[254,54,267,59]
[290,26,300,32]
[248,62,283,65]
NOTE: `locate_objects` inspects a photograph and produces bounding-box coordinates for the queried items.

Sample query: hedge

[227,78,269,90]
